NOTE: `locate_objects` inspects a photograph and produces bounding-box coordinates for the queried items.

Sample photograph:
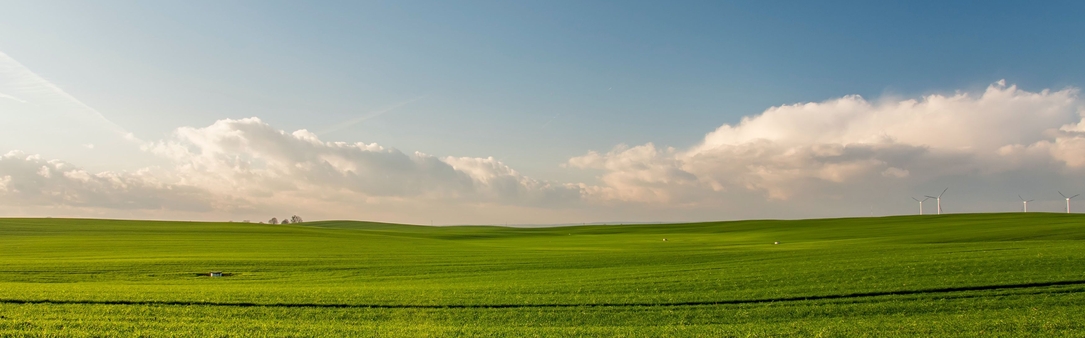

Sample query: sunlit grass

[1,213,1084,336]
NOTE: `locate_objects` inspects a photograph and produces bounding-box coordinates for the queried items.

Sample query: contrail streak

[0,51,138,142]
[0,91,27,103]
[318,96,425,136]
[540,114,559,129]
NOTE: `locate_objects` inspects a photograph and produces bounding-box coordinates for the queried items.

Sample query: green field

[2,213,1084,336]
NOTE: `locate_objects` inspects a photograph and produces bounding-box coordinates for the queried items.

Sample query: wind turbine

[1018,195,1034,212]
[911,197,930,215]
[1059,191,1080,213]
[925,188,948,215]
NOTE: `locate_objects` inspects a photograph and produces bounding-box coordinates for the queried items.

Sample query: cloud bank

[0,151,211,212]
[142,117,581,206]
[568,81,1085,208]
[3,81,1085,223]
[1,117,584,223]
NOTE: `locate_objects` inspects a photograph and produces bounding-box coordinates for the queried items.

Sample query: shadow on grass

[3,280,1084,309]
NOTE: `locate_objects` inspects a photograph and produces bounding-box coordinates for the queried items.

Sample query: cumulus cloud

[570,81,1085,203]
[142,117,581,207]
[0,117,583,221]
[0,151,213,211]
[5,80,1085,222]
[444,156,582,205]
[566,144,701,203]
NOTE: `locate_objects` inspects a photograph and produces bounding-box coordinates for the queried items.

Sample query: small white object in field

[663,238,667,242]
[774,241,779,245]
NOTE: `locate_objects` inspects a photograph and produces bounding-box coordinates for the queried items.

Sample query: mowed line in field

[2,279,1082,309]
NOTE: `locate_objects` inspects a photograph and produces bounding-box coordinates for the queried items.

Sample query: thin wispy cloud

[318,96,425,136]
[0,51,138,142]
[0,91,26,103]
[540,114,559,129]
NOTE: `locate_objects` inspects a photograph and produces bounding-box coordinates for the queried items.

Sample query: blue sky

[2,1,1085,224]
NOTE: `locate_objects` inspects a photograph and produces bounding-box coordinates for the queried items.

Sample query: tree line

[267,215,303,225]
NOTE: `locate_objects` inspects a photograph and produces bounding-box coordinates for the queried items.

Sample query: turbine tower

[925,188,948,215]
[911,197,930,215]
[1018,195,1034,212]
[1059,191,1080,213]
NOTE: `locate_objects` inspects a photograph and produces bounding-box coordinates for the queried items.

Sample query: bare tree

[268,217,278,225]
[290,215,303,224]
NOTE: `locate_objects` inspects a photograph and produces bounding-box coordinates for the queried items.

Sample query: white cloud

[570,81,1085,203]
[4,81,1085,223]
[0,117,584,222]
[566,143,701,203]
[0,175,12,192]
[0,151,213,211]
[443,156,581,205]
[142,117,582,206]
[881,167,910,178]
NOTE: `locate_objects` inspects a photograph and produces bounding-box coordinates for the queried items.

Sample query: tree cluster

[267,215,303,225]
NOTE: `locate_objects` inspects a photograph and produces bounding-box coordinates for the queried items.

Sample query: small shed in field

[210,271,223,278]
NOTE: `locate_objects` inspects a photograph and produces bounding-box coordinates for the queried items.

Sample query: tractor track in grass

[2,280,1084,309]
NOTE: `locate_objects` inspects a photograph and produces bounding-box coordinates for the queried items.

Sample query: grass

[1,213,1084,336]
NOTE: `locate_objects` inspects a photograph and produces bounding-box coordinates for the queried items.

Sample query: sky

[2,1,1085,225]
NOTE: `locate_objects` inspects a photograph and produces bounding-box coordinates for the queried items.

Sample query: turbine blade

[1019,195,1024,201]
[912,197,920,202]
[1073,194,1081,199]
[1060,191,1068,198]
[939,188,948,197]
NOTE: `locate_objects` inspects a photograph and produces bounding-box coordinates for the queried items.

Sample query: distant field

[2,214,1085,336]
